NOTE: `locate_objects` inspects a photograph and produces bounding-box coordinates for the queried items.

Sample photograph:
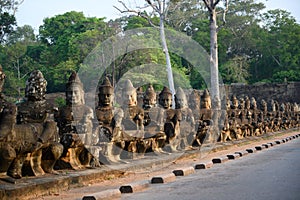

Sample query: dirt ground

[32,129,299,200]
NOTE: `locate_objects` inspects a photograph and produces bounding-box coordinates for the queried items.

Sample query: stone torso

[17,100,53,124]
[56,104,93,134]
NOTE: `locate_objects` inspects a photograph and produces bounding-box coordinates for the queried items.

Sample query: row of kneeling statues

[0,68,299,179]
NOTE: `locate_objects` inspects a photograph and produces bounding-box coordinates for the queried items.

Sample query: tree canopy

[0,1,299,99]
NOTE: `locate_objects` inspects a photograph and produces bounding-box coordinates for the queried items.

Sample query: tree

[216,0,265,83]
[37,11,111,92]
[39,11,108,65]
[3,25,37,98]
[166,0,205,32]
[0,0,24,43]
[202,0,228,109]
[251,9,300,82]
[115,0,177,107]
[220,55,250,83]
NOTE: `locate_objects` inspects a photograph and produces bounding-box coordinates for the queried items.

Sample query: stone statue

[143,84,166,153]
[95,77,125,163]
[221,97,232,142]
[158,86,181,152]
[250,97,257,110]
[121,79,145,159]
[10,70,63,178]
[136,86,144,108]
[196,89,213,144]
[245,96,251,110]
[249,97,262,136]
[55,71,98,169]
[0,66,19,178]
[189,89,201,121]
[231,95,239,110]
[174,87,195,150]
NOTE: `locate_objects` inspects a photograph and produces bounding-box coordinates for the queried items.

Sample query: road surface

[122,138,300,200]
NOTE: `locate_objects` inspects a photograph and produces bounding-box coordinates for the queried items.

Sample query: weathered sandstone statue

[195,89,213,144]
[174,87,195,150]
[158,86,181,152]
[121,79,145,158]
[95,77,125,163]
[55,71,98,169]
[143,84,166,153]
[11,70,63,178]
[0,66,19,177]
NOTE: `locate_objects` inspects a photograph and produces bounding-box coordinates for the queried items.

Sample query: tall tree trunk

[160,15,175,107]
[209,6,221,110]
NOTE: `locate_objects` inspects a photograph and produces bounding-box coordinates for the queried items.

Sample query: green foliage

[220,56,250,84]
[0,0,20,43]
[54,96,66,108]
[1,0,300,98]
[250,9,300,82]
[124,15,152,31]
[272,70,300,83]
[46,60,77,92]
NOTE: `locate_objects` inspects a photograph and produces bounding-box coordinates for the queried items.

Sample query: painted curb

[234,150,249,157]
[275,140,281,144]
[246,148,257,153]
[82,189,121,200]
[255,146,265,151]
[267,142,275,146]
[173,166,195,176]
[119,180,150,193]
[212,156,229,164]
[227,154,241,160]
[151,173,176,184]
[194,161,214,169]
[282,139,286,143]
[262,143,270,148]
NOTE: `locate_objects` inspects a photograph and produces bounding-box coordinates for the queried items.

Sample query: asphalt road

[122,137,300,200]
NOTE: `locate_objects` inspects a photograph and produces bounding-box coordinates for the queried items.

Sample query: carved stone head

[251,97,257,110]
[98,77,114,107]
[245,96,251,110]
[231,95,239,109]
[0,65,6,94]
[159,86,172,109]
[25,70,47,101]
[261,99,268,112]
[122,79,137,107]
[175,87,188,109]
[143,84,156,109]
[189,89,200,110]
[239,97,245,110]
[66,71,84,106]
[201,89,211,109]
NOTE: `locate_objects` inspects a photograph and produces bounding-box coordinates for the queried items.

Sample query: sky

[15,0,300,32]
